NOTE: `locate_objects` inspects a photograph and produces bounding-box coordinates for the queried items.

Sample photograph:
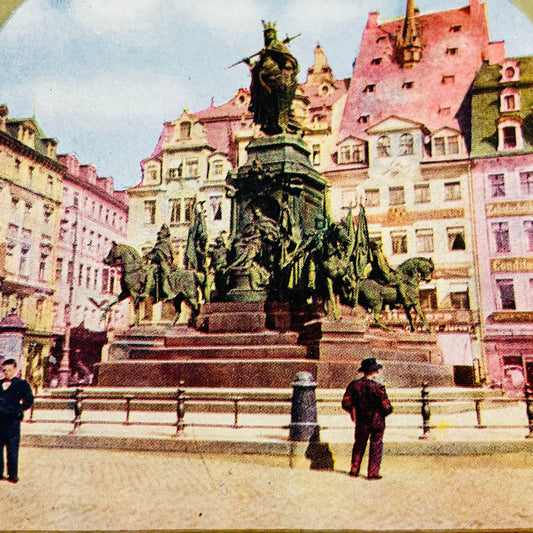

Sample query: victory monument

[96,23,453,389]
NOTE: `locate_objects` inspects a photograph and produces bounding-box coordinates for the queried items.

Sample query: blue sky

[0,0,531,190]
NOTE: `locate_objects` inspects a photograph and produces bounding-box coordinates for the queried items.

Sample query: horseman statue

[294,203,435,332]
[141,223,176,301]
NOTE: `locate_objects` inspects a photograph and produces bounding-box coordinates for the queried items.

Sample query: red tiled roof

[195,89,252,121]
[339,1,500,142]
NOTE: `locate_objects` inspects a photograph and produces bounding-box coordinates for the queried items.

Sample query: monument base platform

[95,307,454,388]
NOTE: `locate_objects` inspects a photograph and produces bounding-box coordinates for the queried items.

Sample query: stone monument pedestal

[95,304,453,388]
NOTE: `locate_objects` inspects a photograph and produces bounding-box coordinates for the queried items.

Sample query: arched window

[377,135,391,157]
[399,133,414,155]
[180,121,192,139]
[500,88,520,112]
[497,118,523,151]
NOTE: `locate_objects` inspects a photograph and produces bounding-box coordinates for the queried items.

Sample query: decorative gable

[367,115,426,134]
[431,127,463,157]
[336,136,367,164]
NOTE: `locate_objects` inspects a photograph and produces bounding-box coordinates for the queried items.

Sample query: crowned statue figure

[245,21,300,135]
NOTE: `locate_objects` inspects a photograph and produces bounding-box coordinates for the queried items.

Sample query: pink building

[52,154,129,386]
[325,0,506,383]
[471,57,533,394]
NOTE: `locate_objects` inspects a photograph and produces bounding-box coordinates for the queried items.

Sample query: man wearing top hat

[342,358,393,479]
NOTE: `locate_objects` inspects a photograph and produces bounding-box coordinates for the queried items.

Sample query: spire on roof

[396,0,423,68]
[305,43,334,87]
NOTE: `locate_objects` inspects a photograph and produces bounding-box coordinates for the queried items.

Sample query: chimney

[367,12,379,28]
[0,105,8,132]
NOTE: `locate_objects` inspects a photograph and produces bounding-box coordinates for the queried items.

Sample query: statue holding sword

[229,22,301,136]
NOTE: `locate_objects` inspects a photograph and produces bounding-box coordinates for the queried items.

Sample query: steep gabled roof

[339,0,504,142]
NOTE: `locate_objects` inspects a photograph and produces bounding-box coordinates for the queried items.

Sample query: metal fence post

[71,388,83,432]
[474,399,486,428]
[176,381,185,434]
[525,383,533,439]
[124,394,134,425]
[419,383,431,440]
[233,397,241,428]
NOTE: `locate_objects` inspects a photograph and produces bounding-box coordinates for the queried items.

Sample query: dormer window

[180,121,192,139]
[500,61,520,82]
[504,94,516,110]
[497,118,523,151]
[376,36,386,43]
[442,75,455,84]
[402,81,414,89]
[450,25,461,32]
[502,127,517,149]
[377,136,391,157]
[363,84,375,93]
[358,115,369,124]
[446,47,458,55]
[319,84,331,96]
[168,165,182,180]
[212,161,224,176]
[500,88,520,112]
[371,58,382,65]
[185,159,199,177]
[145,164,160,183]
[433,134,460,156]
[399,133,414,156]
[338,141,365,164]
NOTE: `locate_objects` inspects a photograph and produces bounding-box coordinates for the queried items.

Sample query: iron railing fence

[23,383,533,440]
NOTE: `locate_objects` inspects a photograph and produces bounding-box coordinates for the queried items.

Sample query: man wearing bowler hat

[342,358,393,479]
[0,358,34,483]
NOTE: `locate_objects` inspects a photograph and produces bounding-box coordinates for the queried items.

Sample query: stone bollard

[289,372,319,442]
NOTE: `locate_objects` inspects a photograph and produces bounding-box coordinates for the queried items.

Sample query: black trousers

[351,424,384,477]
[0,418,21,479]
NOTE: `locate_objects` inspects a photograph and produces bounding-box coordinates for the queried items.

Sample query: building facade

[471,56,533,393]
[324,0,507,379]
[0,105,63,391]
[52,154,129,386]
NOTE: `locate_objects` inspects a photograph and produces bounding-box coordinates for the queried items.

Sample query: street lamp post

[58,205,78,387]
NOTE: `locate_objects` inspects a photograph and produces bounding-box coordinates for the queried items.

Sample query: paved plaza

[1,446,532,531]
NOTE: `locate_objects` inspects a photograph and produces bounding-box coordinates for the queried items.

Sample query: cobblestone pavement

[0,447,532,530]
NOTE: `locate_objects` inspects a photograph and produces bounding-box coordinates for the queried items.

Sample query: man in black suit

[0,358,34,483]
[342,358,393,480]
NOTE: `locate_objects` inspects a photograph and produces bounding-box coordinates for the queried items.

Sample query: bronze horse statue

[356,256,435,333]
[103,243,201,326]
[310,235,435,332]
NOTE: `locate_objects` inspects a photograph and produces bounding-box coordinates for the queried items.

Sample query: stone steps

[129,345,308,360]
[163,331,300,347]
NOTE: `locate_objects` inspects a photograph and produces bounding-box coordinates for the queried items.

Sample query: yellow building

[0,105,63,391]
